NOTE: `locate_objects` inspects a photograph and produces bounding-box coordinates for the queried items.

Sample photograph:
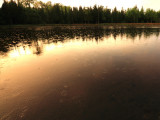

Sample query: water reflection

[0,27,160,56]
[1,27,160,120]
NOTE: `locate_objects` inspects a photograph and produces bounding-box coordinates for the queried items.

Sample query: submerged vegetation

[1,0,160,25]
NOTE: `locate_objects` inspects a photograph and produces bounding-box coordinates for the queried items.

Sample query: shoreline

[1,23,160,30]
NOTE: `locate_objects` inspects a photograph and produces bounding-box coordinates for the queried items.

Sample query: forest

[0,0,160,25]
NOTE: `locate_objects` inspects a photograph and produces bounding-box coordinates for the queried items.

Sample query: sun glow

[9,46,32,58]
[35,0,160,11]
[39,0,143,10]
[0,0,160,11]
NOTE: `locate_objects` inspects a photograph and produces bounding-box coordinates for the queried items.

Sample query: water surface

[0,27,160,120]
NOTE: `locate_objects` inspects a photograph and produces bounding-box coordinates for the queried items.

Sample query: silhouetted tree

[139,7,145,22]
[126,6,139,23]
[145,8,157,23]
[112,7,119,23]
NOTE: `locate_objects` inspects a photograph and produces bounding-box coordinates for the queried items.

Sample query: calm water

[1,26,160,120]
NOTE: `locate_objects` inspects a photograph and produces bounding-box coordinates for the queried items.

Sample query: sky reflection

[1,27,160,120]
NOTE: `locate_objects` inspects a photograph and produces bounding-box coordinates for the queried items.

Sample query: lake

[0,26,160,120]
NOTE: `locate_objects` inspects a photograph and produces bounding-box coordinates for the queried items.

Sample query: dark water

[1,26,160,120]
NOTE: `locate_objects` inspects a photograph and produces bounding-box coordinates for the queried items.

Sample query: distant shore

[1,23,160,30]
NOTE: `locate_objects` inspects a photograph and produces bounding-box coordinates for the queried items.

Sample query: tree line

[0,0,160,25]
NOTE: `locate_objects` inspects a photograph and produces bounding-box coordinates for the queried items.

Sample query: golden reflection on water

[0,31,160,120]
[0,33,158,69]
[9,46,32,58]
[0,33,159,75]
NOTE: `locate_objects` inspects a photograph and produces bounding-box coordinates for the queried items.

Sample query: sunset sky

[0,0,159,11]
